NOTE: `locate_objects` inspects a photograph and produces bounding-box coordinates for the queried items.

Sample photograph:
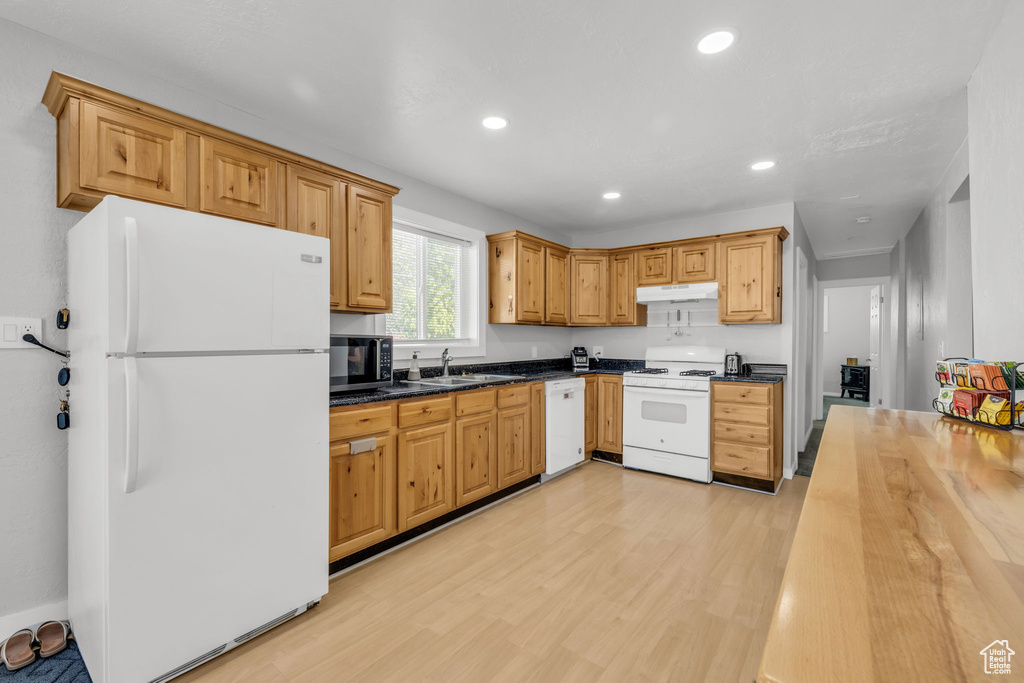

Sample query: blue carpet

[0,642,91,682]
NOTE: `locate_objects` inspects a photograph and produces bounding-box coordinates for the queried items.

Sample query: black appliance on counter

[572,347,590,371]
[725,352,743,375]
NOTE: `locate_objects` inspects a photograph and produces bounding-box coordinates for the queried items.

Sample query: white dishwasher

[543,377,586,481]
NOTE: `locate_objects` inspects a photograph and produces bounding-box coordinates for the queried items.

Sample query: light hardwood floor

[180,462,808,683]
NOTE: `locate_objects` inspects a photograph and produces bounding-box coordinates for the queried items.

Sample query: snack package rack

[933,358,1022,430]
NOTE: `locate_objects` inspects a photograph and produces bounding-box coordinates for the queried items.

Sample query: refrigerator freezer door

[102,352,328,683]
[102,197,329,355]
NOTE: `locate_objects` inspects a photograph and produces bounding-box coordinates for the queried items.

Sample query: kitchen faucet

[441,348,454,377]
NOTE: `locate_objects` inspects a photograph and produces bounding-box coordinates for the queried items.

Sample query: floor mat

[795,396,869,477]
[0,641,91,682]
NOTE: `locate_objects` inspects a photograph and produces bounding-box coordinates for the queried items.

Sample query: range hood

[636,282,719,303]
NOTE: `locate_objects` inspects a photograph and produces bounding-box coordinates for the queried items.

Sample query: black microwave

[329,336,393,393]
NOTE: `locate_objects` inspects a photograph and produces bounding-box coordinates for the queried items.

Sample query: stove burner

[679,370,717,377]
[633,368,669,374]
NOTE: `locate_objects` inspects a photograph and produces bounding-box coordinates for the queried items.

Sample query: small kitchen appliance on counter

[725,351,743,375]
[572,346,589,372]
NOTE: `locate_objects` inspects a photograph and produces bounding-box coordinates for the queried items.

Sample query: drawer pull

[349,437,377,455]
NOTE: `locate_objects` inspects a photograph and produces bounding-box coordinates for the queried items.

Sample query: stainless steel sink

[405,373,524,387]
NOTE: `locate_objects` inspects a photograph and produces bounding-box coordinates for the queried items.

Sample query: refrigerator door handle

[124,356,139,494]
[124,217,140,355]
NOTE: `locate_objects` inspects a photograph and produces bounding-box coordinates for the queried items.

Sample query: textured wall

[0,18,572,622]
[816,253,891,281]
[901,140,971,412]
[968,2,1024,360]
[821,287,873,394]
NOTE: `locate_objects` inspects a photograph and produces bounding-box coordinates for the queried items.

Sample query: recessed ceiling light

[481,116,509,130]
[750,160,775,171]
[602,192,621,200]
[855,216,872,223]
[697,29,736,54]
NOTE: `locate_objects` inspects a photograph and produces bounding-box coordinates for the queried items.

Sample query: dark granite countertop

[710,374,785,384]
[329,357,643,407]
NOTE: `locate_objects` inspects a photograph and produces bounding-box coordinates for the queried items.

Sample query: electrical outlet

[593,346,604,358]
[0,317,43,349]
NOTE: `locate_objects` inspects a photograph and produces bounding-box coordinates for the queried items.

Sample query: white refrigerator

[67,196,330,683]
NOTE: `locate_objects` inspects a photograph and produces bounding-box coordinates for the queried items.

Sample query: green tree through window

[386,226,466,342]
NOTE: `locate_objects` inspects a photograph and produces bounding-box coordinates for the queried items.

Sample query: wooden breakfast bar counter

[758,406,1024,682]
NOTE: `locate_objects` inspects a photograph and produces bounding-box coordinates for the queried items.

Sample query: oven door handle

[624,386,709,398]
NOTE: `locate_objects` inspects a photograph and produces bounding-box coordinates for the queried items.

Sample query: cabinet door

[674,242,716,283]
[497,405,531,489]
[719,235,780,324]
[200,137,278,225]
[79,101,187,207]
[610,252,637,325]
[636,247,672,286]
[530,382,546,475]
[455,413,497,506]
[516,239,545,323]
[569,252,609,325]
[596,375,623,453]
[329,437,395,561]
[585,374,597,453]
[544,247,570,325]
[287,165,345,308]
[346,184,392,311]
[397,422,454,531]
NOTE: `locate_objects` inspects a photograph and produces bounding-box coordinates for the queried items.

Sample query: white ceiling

[0,0,1007,257]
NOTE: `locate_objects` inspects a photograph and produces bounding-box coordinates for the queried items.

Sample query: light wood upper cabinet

[674,242,716,283]
[636,247,672,286]
[200,137,278,225]
[544,247,570,325]
[516,239,546,323]
[497,404,531,489]
[43,72,399,314]
[585,374,597,453]
[596,374,623,454]
[718,234,782,324]
[397,422,454,531]
[287,166,345,308]
[530,382,546,475]
[329,437,395,562]
[609,252,646,326]
[78,100,187,208]
[569,252,609,325]
[346,184,392,311]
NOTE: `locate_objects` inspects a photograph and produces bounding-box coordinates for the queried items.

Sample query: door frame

[794,248,810,456]
[814,276,893,417]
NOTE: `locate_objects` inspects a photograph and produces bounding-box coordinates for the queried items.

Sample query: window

[384,217,482,357]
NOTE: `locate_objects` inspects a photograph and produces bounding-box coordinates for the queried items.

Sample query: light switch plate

[0,317,43,349]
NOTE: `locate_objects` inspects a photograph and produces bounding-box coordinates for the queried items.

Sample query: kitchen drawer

[713,402,770,426]
[330,403,394,440]
[713,441,770,479]
[714,383,770,405]
[398,396,453,428]
[497,384,530,408]
[456,388,496,416]
[713,421,770,447]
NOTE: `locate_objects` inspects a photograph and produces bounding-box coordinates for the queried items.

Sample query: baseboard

[802,424,814,449]
[823,391,841,397]
[0,600,67,638]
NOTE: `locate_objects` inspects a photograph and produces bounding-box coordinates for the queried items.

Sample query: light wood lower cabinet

[455,412,497,506]
[329,437,395,562]
[397,422,454,531]
[596,374,623,454]
[328,381,547,561]
[530,382,546,475]
[497,402,532,489]
[585,374,598,454]
[711,380,784,492]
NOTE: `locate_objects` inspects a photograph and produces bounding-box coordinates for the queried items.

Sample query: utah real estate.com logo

[980,640,1014,675]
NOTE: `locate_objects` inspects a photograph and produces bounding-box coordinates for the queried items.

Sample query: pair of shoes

[0,621,74,672]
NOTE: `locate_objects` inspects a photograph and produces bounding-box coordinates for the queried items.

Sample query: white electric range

[622,345,726,483]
